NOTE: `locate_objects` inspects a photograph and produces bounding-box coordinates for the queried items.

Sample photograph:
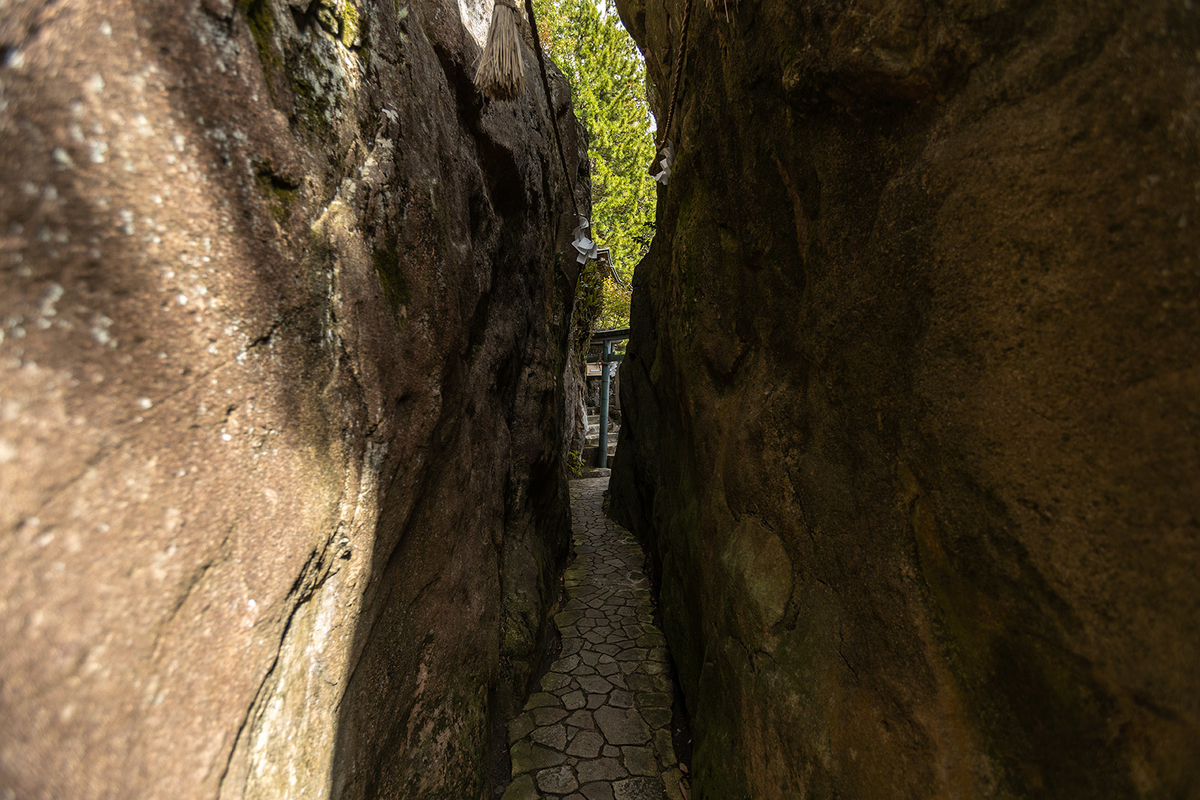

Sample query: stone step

[582,442,618,466]
[586,422,620,438]
[585,433,618,448]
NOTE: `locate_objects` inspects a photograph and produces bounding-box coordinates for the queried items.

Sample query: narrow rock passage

[503,477,685,800]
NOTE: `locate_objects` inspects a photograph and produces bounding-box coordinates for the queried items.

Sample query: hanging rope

[655,0,695,151]
[525,0,579,218]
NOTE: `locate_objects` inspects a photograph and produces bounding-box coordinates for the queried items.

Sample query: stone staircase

[581,409,619,469]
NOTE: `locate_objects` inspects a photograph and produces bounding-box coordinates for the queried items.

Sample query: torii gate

[586,327,629,467]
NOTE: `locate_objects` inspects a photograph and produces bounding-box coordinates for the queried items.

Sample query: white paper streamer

[652,139,674,186]
[572,215,598,265]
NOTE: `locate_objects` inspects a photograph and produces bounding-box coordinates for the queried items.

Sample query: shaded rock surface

[0,0,589,797]
[610,1,1200,798]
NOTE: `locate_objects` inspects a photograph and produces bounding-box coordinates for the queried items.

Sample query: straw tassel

[474,0,525,100]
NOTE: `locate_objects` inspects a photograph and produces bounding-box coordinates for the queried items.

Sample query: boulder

[610,1,1200,797]
[0,0,587,797]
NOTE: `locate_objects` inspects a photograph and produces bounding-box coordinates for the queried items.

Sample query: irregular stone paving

[503,477,686,800]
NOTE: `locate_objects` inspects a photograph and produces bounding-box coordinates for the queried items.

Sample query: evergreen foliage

[534,0,655,329]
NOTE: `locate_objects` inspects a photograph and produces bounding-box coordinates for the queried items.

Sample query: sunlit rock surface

[610,1,1200,797]
[0,0,587,797]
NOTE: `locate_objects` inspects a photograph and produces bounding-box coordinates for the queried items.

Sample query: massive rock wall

[610,1,1200,798]
[0,0,587,797]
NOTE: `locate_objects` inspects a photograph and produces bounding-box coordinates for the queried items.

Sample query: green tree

[533,0,655,329]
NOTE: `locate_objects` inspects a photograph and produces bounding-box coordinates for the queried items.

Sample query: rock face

[0,0,588,797]
[610,2,1200,798]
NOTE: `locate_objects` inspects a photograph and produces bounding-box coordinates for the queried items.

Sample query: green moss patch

[341,2,360,47]
[253,161,300,225]
[238,0,281,91]
[373,243,410,328]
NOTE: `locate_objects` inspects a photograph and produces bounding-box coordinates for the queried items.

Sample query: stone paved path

[502,477,685,800]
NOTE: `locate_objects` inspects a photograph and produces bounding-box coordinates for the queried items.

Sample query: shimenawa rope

[656,0,695,152]
[526,0,579,217]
